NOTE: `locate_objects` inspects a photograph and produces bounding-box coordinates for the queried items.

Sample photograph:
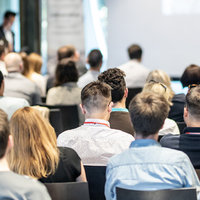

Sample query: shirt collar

[61,82,78,87]
[112,108,129,112]
[130,139,160,148]
[84,118,110,128]
[184,127,200,134]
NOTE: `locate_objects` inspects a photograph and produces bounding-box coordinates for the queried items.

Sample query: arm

[76,161,87,182]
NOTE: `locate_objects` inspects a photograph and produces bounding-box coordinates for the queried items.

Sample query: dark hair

[0,71,4,87]
[0,109,10,159]
[180,64,200,87]
[57,46,75,61]
[81,81,112,113]
[128,44,142,60]
[88,49,103,68]
[55,58,78,86]
[98,68,126,103]
[186,85,200,118]
[4,11,16,19]
[129,92,169,137]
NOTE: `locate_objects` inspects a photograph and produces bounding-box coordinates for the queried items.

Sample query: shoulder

[58,146,80,160]
[108,128,134,141]
[0,96,29,106]
[160,133,180,147]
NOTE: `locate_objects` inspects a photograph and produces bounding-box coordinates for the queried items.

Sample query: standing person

[118,44,149,88]
[0,109,51,199]
[0,11,16,52]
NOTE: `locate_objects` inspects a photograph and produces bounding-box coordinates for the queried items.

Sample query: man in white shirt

[57,81,134,166]
[77,49,103,88]
[118,44,149,88]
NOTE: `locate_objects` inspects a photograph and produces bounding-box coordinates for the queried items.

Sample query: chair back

[195,169,200,180]
[45,182,90,200]
[177,122,187,134]
[84,166,106,200]
[116,187,197,200]
[126,88,142,108]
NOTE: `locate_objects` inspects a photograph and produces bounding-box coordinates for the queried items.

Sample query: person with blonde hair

[8,107,87,183]
[26,53,46,97]
[146,69,185,122]
[143,81,179,137]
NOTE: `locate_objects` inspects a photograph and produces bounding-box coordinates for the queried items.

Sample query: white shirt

[4,30,13,45]
[57,118,134,166]
[0,96,29,120]
[158,118,180,136]
[0,61,8,76]
[118,60,149,88]
[77,70,100,88]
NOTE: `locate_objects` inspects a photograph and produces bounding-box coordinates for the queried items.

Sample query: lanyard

[185,132,200,135]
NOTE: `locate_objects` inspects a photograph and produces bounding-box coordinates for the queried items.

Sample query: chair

[195,169,200,181]
[177,122,187,134]
[38,104,79,132]
[126,88,142,108]
[116,187,197,200]
[84,166,106,200]
[45,182,90,200]
[49,109,63,137]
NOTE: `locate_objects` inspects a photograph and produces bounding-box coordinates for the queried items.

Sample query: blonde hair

[143,82,172,106]
[27,53,43,74]
[8,107,59,179]
[146,70,175,101]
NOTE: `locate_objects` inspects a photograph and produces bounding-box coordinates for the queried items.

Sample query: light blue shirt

[105,139,200,200]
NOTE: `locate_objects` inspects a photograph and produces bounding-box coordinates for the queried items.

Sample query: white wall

[106,0,200,77]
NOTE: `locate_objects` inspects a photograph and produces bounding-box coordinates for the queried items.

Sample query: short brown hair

[57,45,75,61]
[0,109,10,159]
[27,53,43,74]
[128,44,142,60]
[129,92,169,137]
[81,81,112,113]
[186,85,200,118]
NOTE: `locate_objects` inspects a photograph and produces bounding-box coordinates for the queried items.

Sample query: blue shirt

[105,139,200,200]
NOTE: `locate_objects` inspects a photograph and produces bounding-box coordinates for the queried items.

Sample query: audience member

[8,107,87,183]
[118,44,149,88]
[0,109,51,199]
[26,53,46,97]
[46,58,84,125]
[78,49,103,88]
[0,11,16,52]
[19,52,29,77]
[160,85,200,169]
[105,92,200,200]
[0,38,8,76]
[146,69,185,122]
[57,81,134,166]
[98,68,134,135]
[0,71,29,120]
[3,53,41,105]
[143,81,179,136]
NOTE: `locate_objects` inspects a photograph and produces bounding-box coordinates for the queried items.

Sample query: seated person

[8,107,87,183]
[0,71,29,120]
[160,85,200,169]
[118,44,149,88]
[46,58,84,125]
[78,49,103,88]
[143,81,179,136]
[146,69,185,122]
[105,92,200,200]
[0,109,51,199]
[57,81,134,166]
[98,68,134,136]
[4,53,41,105]
[0,38,8,76]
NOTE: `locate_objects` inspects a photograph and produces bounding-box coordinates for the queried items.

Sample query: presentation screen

[106,0,200,77]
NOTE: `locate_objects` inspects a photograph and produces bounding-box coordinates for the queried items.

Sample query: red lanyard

[84,122,109,128]
[185,132,200,135]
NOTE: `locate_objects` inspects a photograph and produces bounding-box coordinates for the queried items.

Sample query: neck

[0,156,10,171]
[85,113,109,121]
[135,132,158,141]
[90,66,101,72]
[186,121,200,127]
[112,98,126,108]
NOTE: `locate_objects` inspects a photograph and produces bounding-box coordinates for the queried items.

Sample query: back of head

[4,11,16,19]
[186,85,200,119]
[8,107,59,179]
[180,64,200,88]
[19,52,29,76]
[129,92,169,137]
[146,69,174,100]
[55,58,78,86]
[98,68,126,103]
[81,81,112,114]
[0,109,9,159]
[128,44,142,60]
[88,49,103,68]
[57,45,75,61]
[4,52,22,72]
[27,53,43,74]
